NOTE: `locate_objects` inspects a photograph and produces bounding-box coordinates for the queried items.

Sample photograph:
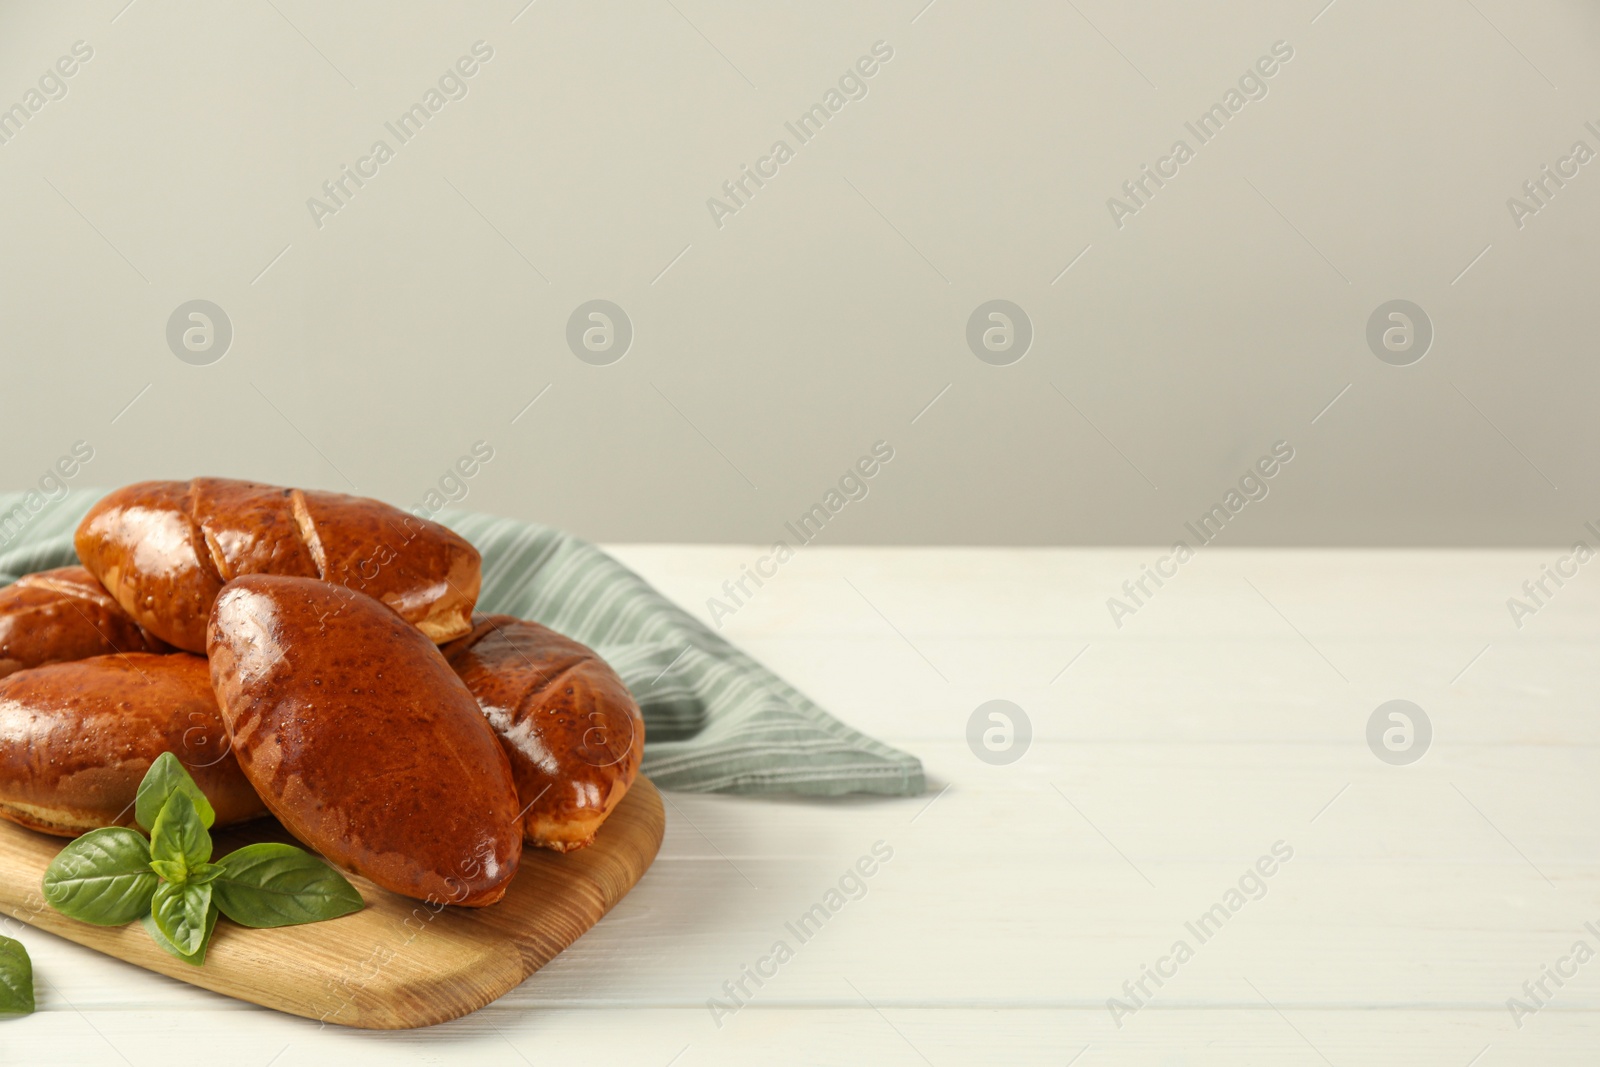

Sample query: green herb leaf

[135,752,215,832]
[150,789,211,872]
[0,935,33,1014]
[141,902,219,967]
[186,863,226,887]
[41,827,157,926]
[149,859,188,885]
[151,880,212,957]
[214,843,364,928]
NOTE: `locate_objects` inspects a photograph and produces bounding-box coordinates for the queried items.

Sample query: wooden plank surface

[0,778,663,1030]
[3,546,1599,1065]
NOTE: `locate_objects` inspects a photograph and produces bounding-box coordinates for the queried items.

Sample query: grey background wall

[1,0,1596,546]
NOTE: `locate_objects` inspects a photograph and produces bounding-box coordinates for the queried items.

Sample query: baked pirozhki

[207,575,523,907]
[0,566,170,678]
[0,652,265,837]
[75,478,480,653]
[443,615,644,853]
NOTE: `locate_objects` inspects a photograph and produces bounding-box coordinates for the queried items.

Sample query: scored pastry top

[74,479,480,652]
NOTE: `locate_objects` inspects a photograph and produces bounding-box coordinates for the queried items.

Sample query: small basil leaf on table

[150,789,211,871]
[135,752,215,832]
[148,859,188,885]
[214,842,364,928]
[151,881,213,957]
[41,827,157,926]
[141,903,219,967]
[0,935,33,1014]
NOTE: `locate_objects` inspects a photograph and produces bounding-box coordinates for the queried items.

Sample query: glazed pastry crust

[0,566,169,679]
[0,653,265,837]
[207,576,522,907]
[443,615,644,852]
[75,479,480,652]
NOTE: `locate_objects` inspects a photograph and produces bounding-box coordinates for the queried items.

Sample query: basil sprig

[0,935,33,1014]
[41,753,363,965]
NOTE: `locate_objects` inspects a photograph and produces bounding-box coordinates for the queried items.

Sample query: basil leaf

[214,843,364,928]
[135,752,215,832]
[151,880,212,957]
[150,789,211,871]
[0,935,33,1014]
[142,902,218,967]
[149,859,188,885]
[42,827,157,926]
[187,863,226,887]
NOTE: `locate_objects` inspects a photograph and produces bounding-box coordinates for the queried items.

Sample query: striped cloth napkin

[0,488,924,797]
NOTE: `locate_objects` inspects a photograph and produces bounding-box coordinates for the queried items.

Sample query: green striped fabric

[0,489,924,797]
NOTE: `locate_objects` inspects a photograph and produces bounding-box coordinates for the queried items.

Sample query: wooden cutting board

[0,776,664,1029]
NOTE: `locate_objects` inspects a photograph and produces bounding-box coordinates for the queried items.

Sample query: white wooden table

[3,546,1597,1065]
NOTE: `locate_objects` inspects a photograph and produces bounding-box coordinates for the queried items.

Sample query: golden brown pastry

[207,576,522,907]
[0,653,265,836]
[0,566,169,678]
[443,615,644,852]
[74,478,480,652]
